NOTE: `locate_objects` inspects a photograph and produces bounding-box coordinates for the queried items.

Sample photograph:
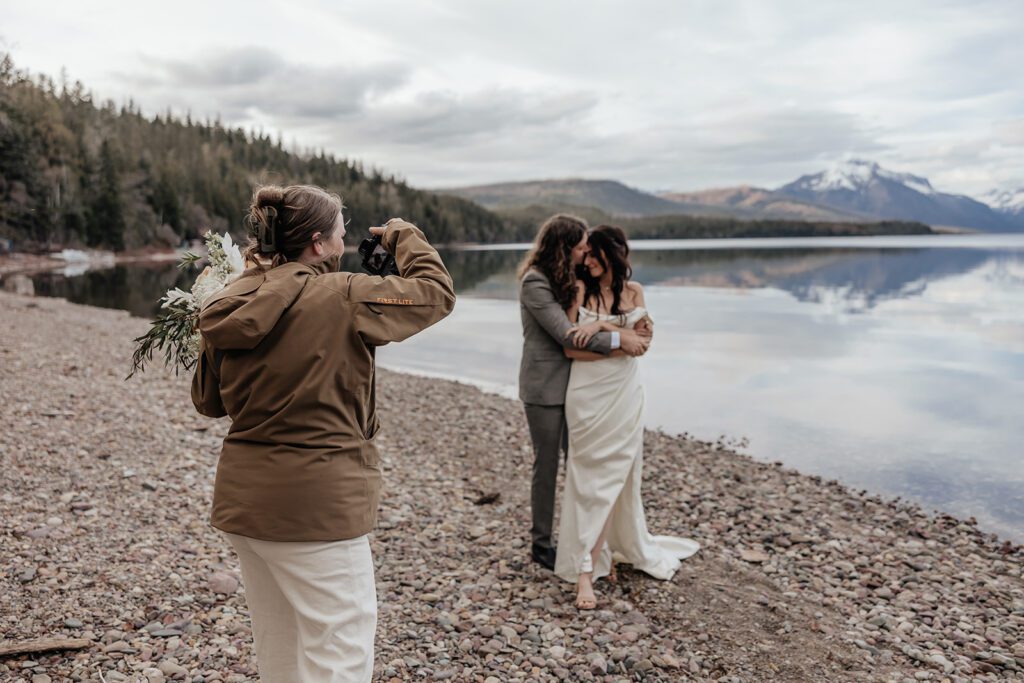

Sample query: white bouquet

[128,231,245,378]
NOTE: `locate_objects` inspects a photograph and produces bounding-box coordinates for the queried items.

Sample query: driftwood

[473,492,501,505]
[0,638,92,658]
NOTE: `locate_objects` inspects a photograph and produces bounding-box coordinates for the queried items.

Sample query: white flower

[220,232,246,281]
[191,266,226,308]
[161,287,194,309]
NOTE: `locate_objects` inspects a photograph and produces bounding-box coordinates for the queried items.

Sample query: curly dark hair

[580,225,632,315]
[517,214,588,310]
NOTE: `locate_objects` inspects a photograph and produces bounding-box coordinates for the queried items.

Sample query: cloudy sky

[2,0,1022,197]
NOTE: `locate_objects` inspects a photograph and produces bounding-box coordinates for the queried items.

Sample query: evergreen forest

[0,53,506,251]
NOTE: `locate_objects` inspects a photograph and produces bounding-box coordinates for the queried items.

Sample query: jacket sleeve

[347,221,456,346]
[191,336,227,418]
[520,273,612,354]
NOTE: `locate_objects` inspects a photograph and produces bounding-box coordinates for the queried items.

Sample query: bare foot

[607,563,618,584]
[576,573,597,610]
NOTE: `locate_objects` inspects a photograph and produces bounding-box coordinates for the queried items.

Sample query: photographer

[191,184,454,682]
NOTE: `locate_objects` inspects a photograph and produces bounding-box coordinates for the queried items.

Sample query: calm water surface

[14,234,1024,540]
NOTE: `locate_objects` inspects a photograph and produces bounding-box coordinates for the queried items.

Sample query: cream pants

[225,532,377,683]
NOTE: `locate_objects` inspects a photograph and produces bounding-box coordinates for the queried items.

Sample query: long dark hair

[517,214,588,310]
[581,225,632,315]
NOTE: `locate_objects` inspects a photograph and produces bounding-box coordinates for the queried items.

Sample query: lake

[12,233,1024,541]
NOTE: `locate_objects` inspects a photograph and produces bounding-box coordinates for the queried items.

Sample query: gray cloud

[688,109,890,165]
[358,89,599,145]
[119,46,410,120]
[117,44,608,181]
[323,105,888,192]
[118,46,602,163]
[148,46,286,87]
[995,119,1024,147]
[8,0,1021,194]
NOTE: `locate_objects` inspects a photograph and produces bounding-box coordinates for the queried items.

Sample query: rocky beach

[0,291,1021,682]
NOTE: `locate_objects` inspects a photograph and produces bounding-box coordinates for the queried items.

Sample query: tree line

[496,205,933,241]
[0,53,507,252]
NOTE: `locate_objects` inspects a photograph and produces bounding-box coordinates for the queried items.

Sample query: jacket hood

[198,258,339,350]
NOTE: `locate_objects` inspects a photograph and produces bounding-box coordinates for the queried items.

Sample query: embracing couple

[518,214,700,609]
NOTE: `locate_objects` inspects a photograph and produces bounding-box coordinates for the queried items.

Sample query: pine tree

[89,140,126,249]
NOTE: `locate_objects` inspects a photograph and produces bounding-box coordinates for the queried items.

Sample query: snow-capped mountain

[798,159,936,196]
[983,187,1024,218]
[778,159,1020,232]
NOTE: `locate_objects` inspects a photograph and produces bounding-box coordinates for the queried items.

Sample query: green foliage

[0,53,509,251]
[178,251,202,270]
[126,299,197,380]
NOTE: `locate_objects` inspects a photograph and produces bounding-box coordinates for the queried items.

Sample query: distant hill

[660,185,868,223]
[440,178,728,218]
[776,159,1021,233]
[448,198,932,241]
[441,178,934,240]
[468,201,932,240]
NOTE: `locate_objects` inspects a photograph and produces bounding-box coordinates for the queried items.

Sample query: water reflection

[15,242,1020,317]
[442,246,1009,314]
[28,263,195,318]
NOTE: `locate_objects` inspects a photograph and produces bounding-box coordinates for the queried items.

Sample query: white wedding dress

[554,305,700,583]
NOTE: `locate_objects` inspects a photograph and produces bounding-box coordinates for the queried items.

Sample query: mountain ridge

[777,159,1020,233]
[439,178,723,218]
[984,187,1024,219]
[659,185,869,223]
[443,160,1024,233]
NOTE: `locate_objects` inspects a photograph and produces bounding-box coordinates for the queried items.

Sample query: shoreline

[0,248,183,278]
[452,231,1024,251]
[0,292,1021,681]
[2,228,1021,271]
[375,361,1024,544]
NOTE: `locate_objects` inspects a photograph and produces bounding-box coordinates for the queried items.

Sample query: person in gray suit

[518,214,652,570]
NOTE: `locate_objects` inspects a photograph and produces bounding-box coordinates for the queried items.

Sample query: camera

[358,234,399,276]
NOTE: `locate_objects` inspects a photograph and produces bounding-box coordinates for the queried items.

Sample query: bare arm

[567,281,652,358]
[629,281,647,309]
[564,284,628,359]
[629,282,652,335]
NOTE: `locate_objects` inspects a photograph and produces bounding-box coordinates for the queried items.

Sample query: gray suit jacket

[519,269,612,405]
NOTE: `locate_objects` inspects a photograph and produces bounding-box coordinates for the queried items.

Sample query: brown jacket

[191,221,455,542]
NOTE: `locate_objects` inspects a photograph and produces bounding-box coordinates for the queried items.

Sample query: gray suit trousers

[524,402,569,550]
[518,269,611,550]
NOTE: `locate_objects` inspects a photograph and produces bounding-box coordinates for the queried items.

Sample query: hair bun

[255,185,285,208]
